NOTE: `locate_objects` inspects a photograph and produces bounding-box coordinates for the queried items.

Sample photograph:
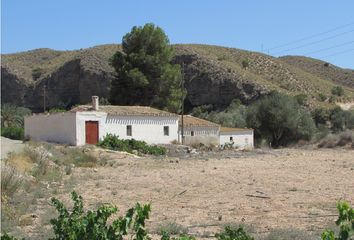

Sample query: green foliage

[1,104,31,128]
[161,233,196,240]
[110,23,183,113]
[192,100,247,128]
[215,225,254,240]
[321,201,354,240]
[312,108,330,126]
[98,134,166,155]
[330,107,346,132]
[1,127,24,140]
[31,68,42,80]
[48,108,66,113]
[1,164,23,197]
[294,94,308,106]
[241,59,249,69]
[331,86,344,96]
[49,191,151,240]
[344,111,354,130]
[0,232,24,240]
[246,92,316,147]
[318,93,327,102]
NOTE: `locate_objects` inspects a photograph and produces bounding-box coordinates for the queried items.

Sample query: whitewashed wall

[219,130,254,149]
[76,112,107,146]
[25,112,179,146]
[179,126,220,146]
[24,112,77,145]
[104,115,179,144]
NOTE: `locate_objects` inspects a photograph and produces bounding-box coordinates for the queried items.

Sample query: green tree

[110,23,183,113]
[1,104,31,128]
[330,107,346,132]
[331,86,344,96]
[246,92,315,147]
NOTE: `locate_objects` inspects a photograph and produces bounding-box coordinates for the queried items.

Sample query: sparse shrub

[98,134,166,155]
[294,94,308,106]
[59,148,98,167]
[1,164,24,197]
[1,126,24,140]
[321,201,354,240]
[324,62,330,67]
[48,108,66,113]
[241,59,249,69]
[31,68,42,80]
[49,191,151,240]
[158,222,188,236]
[318,130,354,148]
[215,225,254,240]
[331,86,344,97]
[318,93,327,102]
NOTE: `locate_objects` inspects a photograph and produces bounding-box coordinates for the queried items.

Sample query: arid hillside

[2,44,354,112]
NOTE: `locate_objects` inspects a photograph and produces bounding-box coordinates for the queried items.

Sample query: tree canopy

[110,23,183,113]
[246,92,315,147]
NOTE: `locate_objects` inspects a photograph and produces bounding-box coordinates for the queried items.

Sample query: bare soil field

[7,147,351,239]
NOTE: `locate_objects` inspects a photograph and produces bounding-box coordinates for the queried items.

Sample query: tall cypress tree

[110,23,183,113]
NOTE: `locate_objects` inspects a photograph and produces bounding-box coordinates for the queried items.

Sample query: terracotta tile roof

[220,127,253,133]
[179,115,220,127]
[70,105,178,117]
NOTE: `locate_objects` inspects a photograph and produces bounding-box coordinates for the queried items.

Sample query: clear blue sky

[2,0,354,68]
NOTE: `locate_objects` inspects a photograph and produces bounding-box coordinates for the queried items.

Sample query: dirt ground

[9,147,354,239]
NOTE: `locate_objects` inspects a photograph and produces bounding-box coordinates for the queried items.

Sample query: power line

[273,29,354,55]
[319,48,354,58]
[303,40,354,55]
[268,21,354,51]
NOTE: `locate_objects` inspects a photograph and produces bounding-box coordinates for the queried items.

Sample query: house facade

[219,127,254,149]
[25,96,254,148]
[25,97,179,146]
[178,115,220,146]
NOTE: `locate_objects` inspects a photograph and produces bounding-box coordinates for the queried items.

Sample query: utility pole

[43,84,46,112]
[181,62,185,145]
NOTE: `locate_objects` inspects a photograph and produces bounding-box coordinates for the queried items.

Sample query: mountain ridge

[2,44,354,112]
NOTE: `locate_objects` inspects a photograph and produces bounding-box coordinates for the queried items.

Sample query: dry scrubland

[1,141,354,239]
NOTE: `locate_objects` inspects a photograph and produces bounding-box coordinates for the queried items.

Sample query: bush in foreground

[98,134,166,155]
[1,127,24,140]
[322,201,354,240]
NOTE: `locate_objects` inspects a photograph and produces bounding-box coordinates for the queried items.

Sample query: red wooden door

[85,121,99,145]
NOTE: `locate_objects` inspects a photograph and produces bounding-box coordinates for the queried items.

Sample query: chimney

[92,96,99,110]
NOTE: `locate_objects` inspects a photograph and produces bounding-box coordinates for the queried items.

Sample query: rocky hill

[2,44,354,112]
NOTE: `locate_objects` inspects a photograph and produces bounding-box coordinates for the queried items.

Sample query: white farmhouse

[179,115,220,146]
[219,127,254,149]
[25,96,179,146]
[179,115,254,149]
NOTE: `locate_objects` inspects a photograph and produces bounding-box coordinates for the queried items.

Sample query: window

[164,126,169,136]
[126,125,132,136]
[230,136,233,141]
[191,131,194,136]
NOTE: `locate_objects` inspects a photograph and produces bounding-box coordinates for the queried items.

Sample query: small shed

[219,127,254,149]
[179,115,220,146]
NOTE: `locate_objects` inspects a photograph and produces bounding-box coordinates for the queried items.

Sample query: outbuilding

[179,115,220,146]
[25,96,179,146]
[219,127,254,149]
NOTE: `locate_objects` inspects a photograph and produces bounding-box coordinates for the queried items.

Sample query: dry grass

[1,164,24,197]
[318,130,354,148]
